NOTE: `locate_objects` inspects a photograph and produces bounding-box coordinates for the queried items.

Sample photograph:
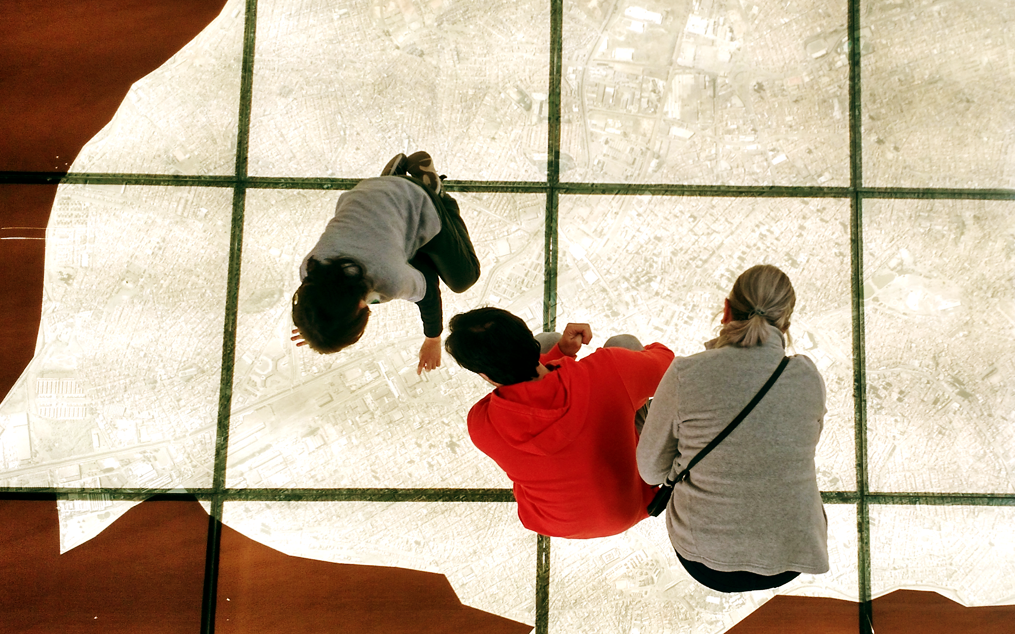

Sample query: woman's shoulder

[788,353,824,383]
[671,343,823,382]
[674,340,752,365]
[665,345,737,386]
[789,352,819,371]
[789,352,826,386]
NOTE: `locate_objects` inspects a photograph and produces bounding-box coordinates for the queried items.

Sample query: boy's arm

[410,252,443,338]
[410,253,443,374]
[539,344,566,364]
[592,343,675,484]
[610,343,675,408]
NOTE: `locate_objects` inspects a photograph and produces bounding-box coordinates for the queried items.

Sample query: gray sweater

[300,177,441,303]
[637,325,829,576]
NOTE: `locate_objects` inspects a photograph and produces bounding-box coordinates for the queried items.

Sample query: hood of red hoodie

[475,357,591,456]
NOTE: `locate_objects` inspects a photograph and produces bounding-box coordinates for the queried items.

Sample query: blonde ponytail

[714,265,795,348]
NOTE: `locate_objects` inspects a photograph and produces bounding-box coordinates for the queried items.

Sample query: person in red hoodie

[444,307,675,538]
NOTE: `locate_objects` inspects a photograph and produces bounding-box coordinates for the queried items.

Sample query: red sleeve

[539,343,571,365]
[605,342,674,410]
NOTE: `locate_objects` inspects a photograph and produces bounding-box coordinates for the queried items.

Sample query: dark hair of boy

[444,307,541,386]
[291,257,371,354]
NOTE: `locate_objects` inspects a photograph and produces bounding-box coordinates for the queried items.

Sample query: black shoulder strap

[673,356,790,484]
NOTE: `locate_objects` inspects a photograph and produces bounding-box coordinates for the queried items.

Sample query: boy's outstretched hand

[418,336,442,375]
[558,322,592,357]
[291,328,306,347]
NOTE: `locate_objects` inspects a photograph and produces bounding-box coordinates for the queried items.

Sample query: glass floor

[1,0,1014,632]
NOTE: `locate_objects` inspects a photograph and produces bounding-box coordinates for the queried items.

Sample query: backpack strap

[673,355,790,484]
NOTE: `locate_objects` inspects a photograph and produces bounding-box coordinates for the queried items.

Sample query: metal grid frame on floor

[2,0,1014,633]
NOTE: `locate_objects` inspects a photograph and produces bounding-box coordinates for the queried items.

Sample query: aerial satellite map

[1,0,1013,631]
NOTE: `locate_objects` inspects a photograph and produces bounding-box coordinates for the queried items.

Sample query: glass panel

[871,505,1015,606]
[864,199,1015,493]
[247,0,550,180]
[0,185,233,489]
[561,0,849,185]
[219,501,535,627]
[556,195,855,491]
[549,503,857,633]
[862,1,1015,188]
[228,189,544,487]
[69,0,244,176]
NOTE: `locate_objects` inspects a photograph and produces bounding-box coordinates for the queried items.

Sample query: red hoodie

[468,342,675,538]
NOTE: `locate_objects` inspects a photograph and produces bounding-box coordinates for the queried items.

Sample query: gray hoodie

[300,177,441,303]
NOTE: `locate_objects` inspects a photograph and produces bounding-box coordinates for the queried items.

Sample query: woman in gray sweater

[637,264,828,592]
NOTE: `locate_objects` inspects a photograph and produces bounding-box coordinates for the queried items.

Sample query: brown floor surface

[0,499,207,632]
[727,588,1015,633]
[0,498,531,633]
[0,0,226,402]
[3,496,1010,633]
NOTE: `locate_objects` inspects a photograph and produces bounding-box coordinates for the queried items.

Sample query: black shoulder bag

[647,356,790,517]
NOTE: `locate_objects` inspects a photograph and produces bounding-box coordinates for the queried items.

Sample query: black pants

[676,552,800,593]
[402,176,481,337]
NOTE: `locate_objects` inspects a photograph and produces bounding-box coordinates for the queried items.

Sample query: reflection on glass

[549,504,857,633]
[0,185,232,491]
[69,0,243,175]
[54,499,140,554]
[862,1,1015,188]
[556,195,854,491]
[864,200,1015,493]
[221,501,535,625]
[561,0,849,185]
[247,0,550,180]
[871,505,1015,606]
[227,190,544,488]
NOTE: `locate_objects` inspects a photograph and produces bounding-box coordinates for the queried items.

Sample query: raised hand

[291,328,307,347]
[558,322,592,357]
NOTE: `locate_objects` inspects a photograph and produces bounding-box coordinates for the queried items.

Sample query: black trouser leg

[418,192,480,292]
[676,552,801,593]
[409,187,481,338]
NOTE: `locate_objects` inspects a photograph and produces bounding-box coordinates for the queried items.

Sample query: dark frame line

[536,3,564,632]
[220,488,518,502]
[846,0,873,632]
[5,488,1015,505]
[0,488,514,502]
[536,534,552,634]
[6,169,1015,201]
[860,187,1015,200]
[200,0,260,632]
[542,0,564,336]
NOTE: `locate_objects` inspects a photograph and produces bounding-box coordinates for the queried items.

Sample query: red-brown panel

[0,499,207,633]
[0,0,227,403]
[873,589,1014,634]
[727,594,858,634]
[0,0,227,173]
[0,498,532,633]
[217,520,533,634]
[727,589,1015,633]
[0,185,55,400]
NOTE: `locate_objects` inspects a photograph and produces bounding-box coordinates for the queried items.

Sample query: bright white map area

[0,0,1013,630]
[864,199,1015,494]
